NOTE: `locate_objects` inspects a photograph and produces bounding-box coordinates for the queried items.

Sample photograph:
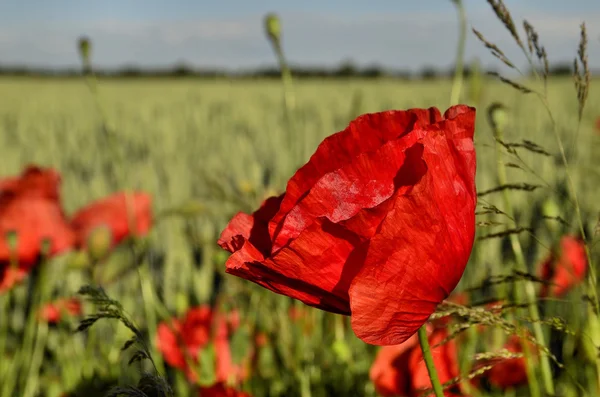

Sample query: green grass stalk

[492,114,552,397]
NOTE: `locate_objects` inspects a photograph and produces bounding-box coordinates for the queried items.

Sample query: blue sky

[1,0,599,71]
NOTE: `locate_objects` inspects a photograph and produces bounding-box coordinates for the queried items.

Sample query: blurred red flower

[370,327,462,397]
[482,335,535,390]
[218,106,477,345]
[71,191,153,250]
[539,235,587,297]
[594,117,600,134]
[157,306,248,385]
[0,165,62,203]
[157,305,213,380]
[0,166,75,292]
[39,297,82,323]
[198,383,251,397]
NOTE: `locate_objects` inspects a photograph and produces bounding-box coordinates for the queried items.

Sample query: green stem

[494,126,552,397]
[82,65,124,190]
[450,0,466,106]
[299,369,312,397]
[417,326,445,397]
[138,261,165,374]
[0,293,8,382]
[274,45,295,113]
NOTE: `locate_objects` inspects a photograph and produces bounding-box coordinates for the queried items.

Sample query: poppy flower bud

[67,250,91,269]
[39,237,52,258]
[541,198,561,232]
[78,36,91,65]
[5,230,18,259]
[541,198,560,219]
[264,13,282,49]
[487,102,508,135]
[87,225,112,262]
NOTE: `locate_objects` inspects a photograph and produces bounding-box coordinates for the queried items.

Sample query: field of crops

[0,73,599,397]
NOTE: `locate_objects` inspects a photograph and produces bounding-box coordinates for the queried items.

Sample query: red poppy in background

[0,166,75,292]
[594,117,600,134]
[219,105,477,345]
[0,165,62,203]
[370,327,461,397]
[539,235,587,297]
[39,297,82,323]
[198,383,251,397]
[482,335,535,390]
[157,305,213,380]
[71,191,153,249]
[157,306,248,385]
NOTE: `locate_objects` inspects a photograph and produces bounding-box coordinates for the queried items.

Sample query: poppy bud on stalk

[67,250,91,270]
[487,102,508,135]
[86,225,112,262]
[541,198,561,233]
[77,36,92,73]
[5,230,18,265]
[5,230,18,248]
[264,13,282,50]
[39,238,52,259]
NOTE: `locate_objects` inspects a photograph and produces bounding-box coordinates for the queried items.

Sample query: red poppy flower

[157,305,213,380]
[39,297,82,323]
[198,383,251,397]
[254,332,268,348]
[213,312,249,385]
[71,191,153,249]
[0,165,62,203]
[483,335,535,390]
[370,327,462,397]
[539,235,587,297]
[0,196,75,292]
[218,106,477,345]
[157,306,248,384]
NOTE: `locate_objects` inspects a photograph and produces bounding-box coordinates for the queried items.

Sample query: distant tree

[361,65,385,78]
[172,63,194,77]
[420,66,439,80]
[335,60,358,77]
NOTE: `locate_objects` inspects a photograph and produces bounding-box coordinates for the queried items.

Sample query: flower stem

[450,0,466,106]
[417,326,445,397]
[274,44,296,113]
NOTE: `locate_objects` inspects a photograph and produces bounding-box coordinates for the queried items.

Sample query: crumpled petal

[219,105,476,345]
[349,108,476,345]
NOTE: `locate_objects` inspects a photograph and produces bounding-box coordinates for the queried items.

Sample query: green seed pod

[87,225,113,262]
[541,198,561,219]
[67,250,91,270]
[40,238,52,258]
[5,230,18,253]
[487,102,508,135]
[264,13,282,47]
[78,36,91,61]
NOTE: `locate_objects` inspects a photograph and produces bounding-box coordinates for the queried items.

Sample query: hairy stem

[417,326,445,397]
[450,0,467,106]
[274,45,296,113]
